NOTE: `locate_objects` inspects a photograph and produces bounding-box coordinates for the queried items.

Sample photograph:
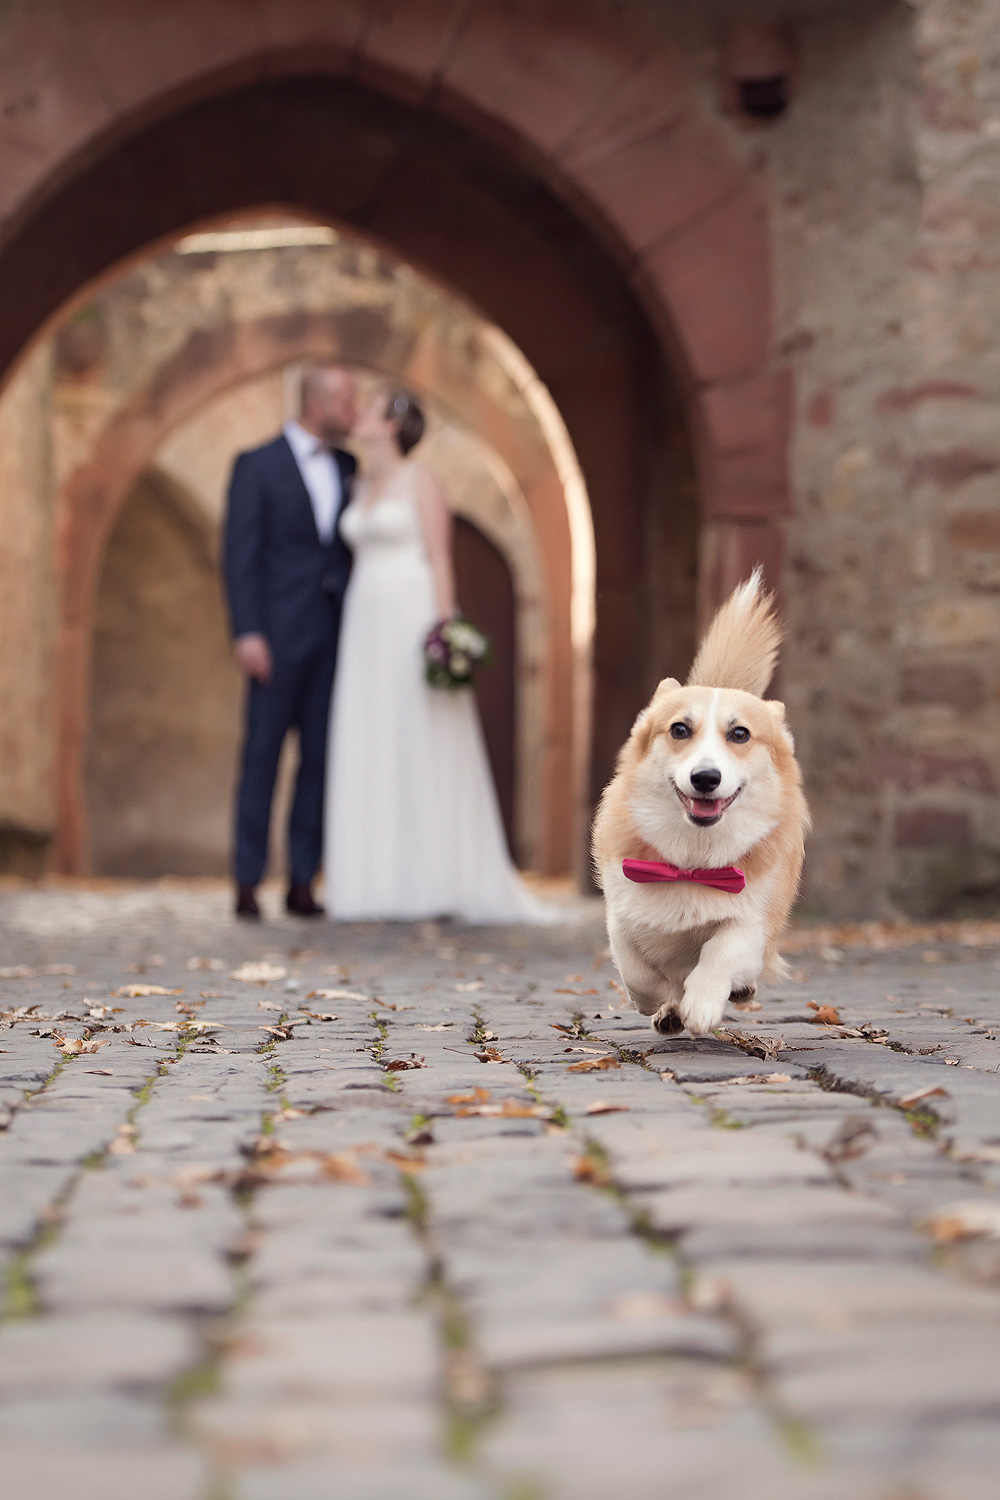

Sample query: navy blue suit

[223,433,356,888]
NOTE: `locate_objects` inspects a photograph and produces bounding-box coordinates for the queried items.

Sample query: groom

[223,365,358,918]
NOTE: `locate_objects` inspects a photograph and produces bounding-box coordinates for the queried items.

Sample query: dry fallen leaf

[257,1000,283,1012]
[455,981,484,993]
[898,1084,950,1108]
[306,988,367,1001]
[318,1153,371,1184]
[446,1088,491,1105]
[808,1002,842,1025]
[108,1123,137,1155]
[54,1035,107,1055]
[455,1099,553,1119]
[416,1022,454,1031]
[715,1028,784,1062]
[730,997,763,1012]
[199,991,225,1000]
[384,1150,426,1174]
[821,1115,878,1162]
[556,987,600,996]
[115,984,184,999]
[573,1155,611,1186]
[567,1055,621,1073]
[925,1202,1000,1243]
[298,1009,339,1021]
[584,1100,629,1115]
[385,1054,426,1071]
[175,1000,205,1016]
[229,962,287,985]
[185,957,225,971]
[475,1046,504,1063]
[715,1073,793,1086]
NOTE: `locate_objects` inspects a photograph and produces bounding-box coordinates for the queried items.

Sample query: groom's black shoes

[235,884,260,919]
[286,882,323,917]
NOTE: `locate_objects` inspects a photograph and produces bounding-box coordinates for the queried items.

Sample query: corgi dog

[592,571,808,1038]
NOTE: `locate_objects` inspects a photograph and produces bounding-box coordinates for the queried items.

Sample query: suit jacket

[223,433,356,660]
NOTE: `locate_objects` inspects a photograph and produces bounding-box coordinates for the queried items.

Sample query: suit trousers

[234,644,338,888]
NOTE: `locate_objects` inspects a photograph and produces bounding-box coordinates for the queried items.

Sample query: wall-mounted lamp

[722,18,796,121]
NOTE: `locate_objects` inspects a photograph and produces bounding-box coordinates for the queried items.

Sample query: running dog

[592,571,808,1037]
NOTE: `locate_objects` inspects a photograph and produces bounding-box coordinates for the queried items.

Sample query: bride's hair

[385,389,425,456]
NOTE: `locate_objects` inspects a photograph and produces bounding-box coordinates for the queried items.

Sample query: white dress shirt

[283,419,342,544]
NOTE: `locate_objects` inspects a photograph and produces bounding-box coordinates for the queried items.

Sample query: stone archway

[54,309,576,875]
[0,4,789,875]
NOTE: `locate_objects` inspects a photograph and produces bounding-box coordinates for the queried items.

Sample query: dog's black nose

[690,767,722,795]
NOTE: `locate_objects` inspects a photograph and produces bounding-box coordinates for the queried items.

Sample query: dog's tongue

[693,798,724,818]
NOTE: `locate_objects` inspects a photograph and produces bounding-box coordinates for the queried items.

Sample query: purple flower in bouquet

[424,615,491,689]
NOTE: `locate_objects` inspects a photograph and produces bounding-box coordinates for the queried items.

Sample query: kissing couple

[223,365,550,925]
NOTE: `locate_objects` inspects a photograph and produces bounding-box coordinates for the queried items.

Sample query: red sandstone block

[0,5,116,215]
[438,0,644,154]
[949,511,1000,550]
[900,663,986,712]
[562,110,747,257]
[559,50,690,162]
[875,381,977,413]
[640,185,772,385]
[70,0,268,116]
[876,750,995,794]
[356,0,467,99]
[894,808,971,849]
[907,449,1000,490]
[697,370,792,521]
[699,521,784,624]
[806,390,834,428]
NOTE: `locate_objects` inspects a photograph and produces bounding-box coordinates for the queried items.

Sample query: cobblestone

[2,882,1000,1497]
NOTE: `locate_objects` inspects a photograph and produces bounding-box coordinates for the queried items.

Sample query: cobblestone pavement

[3,882,1000,1500]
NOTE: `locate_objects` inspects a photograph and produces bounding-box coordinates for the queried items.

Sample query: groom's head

[299,365,357,446]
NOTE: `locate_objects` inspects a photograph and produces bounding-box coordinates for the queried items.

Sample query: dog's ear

[629,705,657,756]
[654,677,681,697]
[765,699,795,750]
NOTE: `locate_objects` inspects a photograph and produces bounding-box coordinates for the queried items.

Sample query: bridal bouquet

[424,616,491,689]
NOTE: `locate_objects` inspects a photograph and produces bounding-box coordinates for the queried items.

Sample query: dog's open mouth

[674,786,741,827]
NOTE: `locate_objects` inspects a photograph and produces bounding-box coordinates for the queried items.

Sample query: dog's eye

[669,722,691,740]
[728,726,751,744]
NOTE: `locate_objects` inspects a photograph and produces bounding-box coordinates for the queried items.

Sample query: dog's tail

[686,568,781,697]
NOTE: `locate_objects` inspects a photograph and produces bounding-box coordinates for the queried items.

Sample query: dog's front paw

[680,980,728,1038]
[650,1004,683,1036]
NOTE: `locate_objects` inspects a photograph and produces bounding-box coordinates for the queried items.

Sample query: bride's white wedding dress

[324,462,551,922]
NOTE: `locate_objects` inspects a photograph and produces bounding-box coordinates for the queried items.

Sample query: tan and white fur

[592,571,809,1037]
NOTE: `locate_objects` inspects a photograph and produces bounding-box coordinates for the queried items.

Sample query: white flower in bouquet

[450,650,471,677]
[448,621,485,656]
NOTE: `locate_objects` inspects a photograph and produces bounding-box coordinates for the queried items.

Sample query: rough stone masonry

[2,885,1000,1499]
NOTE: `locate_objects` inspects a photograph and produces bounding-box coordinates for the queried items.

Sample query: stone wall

[669,1,1000,917]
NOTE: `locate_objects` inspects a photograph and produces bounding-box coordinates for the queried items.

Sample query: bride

[323,388,551,922]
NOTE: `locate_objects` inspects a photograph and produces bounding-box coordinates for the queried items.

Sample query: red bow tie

[622,857,746,894]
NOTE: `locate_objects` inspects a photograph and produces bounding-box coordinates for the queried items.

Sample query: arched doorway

[86,468,240,876]
[0,15,788,879]
[453,516,517,854]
